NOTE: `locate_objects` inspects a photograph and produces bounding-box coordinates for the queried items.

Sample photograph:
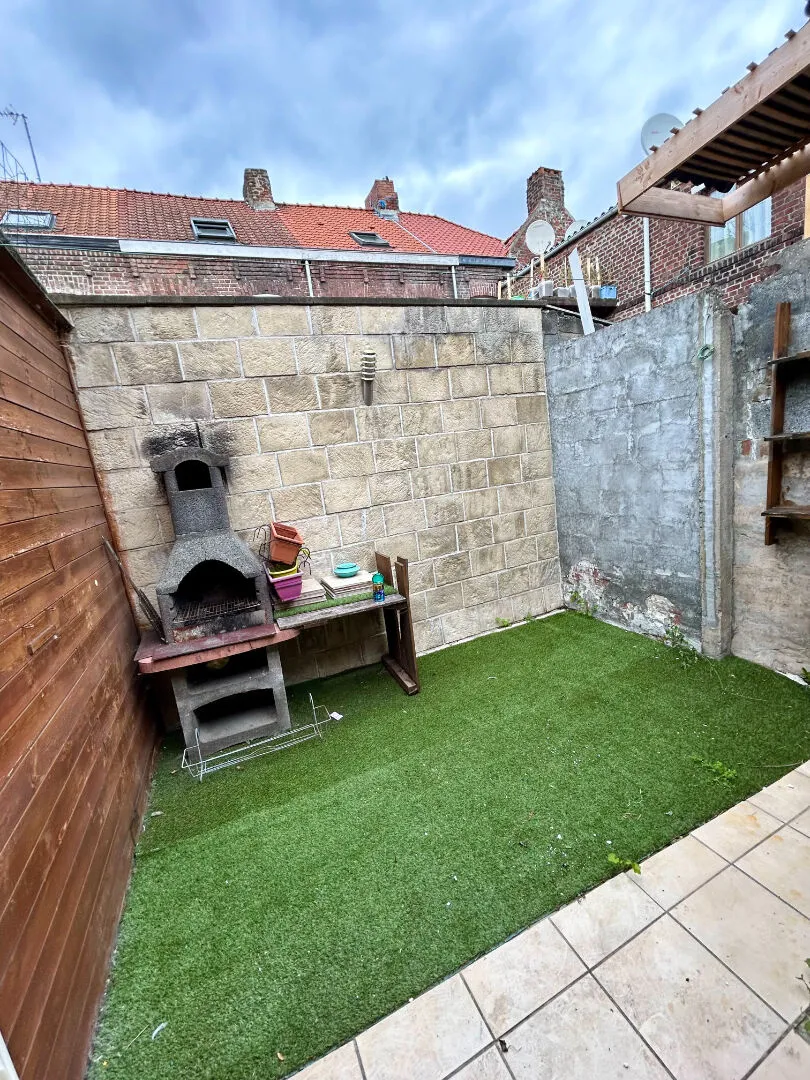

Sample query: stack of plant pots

[264,522,305,603]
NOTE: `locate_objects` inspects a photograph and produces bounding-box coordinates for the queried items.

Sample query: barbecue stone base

[170,643,291,762]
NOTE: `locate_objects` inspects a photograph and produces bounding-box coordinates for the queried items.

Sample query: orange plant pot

[268,521,304,566]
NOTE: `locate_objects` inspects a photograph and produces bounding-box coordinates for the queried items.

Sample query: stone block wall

[64,298,562,683]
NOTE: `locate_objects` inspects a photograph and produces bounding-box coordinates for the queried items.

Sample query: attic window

[348,230,390,247]
[1,209,55,229]
[191,217,236,242]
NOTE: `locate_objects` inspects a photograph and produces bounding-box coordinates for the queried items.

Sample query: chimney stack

[243,168,275,210]
[365,176,399,213]
[526,167,565,215]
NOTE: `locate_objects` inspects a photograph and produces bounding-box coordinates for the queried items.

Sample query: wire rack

[181,694,343,780]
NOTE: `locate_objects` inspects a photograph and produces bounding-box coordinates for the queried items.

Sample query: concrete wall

[546,239,810,674]
[63,298,563,683]
[731,241,810,673]
[544,295,708,640]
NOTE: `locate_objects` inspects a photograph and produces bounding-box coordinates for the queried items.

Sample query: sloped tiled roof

[0,180,508,258]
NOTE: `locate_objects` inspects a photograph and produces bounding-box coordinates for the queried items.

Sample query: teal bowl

[334,562,359,578]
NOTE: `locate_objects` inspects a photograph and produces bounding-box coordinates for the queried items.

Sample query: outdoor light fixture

[360,349,376,405]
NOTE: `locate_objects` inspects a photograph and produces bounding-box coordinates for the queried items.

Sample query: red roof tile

[0,180,507,258]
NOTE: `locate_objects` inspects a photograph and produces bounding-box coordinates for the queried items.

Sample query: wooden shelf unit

[763,302,810,544]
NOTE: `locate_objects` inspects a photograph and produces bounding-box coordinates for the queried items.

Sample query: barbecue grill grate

[173,596,262,626]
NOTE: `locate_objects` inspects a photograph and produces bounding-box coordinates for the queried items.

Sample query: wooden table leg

[376,552,420,695]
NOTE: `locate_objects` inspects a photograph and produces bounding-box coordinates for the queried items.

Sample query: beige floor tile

[749,770,810,822]
[748,1033,810,1079]
[596,916,784,1080]
[505,974,670,1079]
[453,1046,512,1080]
[294,1042,362,1080]
[693,800,781,862]
[551,873,662,968]
[463,919,585,1036]
[633,834,726,909]
[356,976,489,1080]
[738,827,810,918]
[673,865,810,1021]
[792,806,810,838]
[797,760,810,778]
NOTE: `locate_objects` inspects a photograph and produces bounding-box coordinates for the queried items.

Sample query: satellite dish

[564,219,588,241]
[525,219,555,255]
[641,113,683,156]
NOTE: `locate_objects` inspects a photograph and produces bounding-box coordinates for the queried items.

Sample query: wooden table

[276,555,421,695]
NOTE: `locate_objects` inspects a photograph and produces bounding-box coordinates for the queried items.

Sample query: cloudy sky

[2,0,803,239]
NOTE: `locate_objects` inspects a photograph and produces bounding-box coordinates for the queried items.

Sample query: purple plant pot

[272,572,303,602]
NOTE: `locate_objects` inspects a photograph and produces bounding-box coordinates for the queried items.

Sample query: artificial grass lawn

[90,613,810,1079]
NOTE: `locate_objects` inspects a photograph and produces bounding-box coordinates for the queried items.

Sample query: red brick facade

[539,178,806,318]
[16,246,506,300]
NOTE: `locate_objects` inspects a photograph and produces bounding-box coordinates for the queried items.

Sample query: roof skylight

[348,230,390,247]
[190,217,236,241]
[1,209,55,229]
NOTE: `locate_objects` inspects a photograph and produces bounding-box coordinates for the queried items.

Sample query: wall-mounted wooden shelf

[763,302,810,544]
[763,431,810,443]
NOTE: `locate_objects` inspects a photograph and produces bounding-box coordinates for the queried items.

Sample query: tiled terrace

[297,763,810,1080]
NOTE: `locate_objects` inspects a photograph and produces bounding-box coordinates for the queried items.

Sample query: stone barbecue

[151,448,273,642]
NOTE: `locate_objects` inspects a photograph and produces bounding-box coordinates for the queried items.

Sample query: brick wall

[16,247,505,301]
[541,179,806,318]
[63,299,563,684]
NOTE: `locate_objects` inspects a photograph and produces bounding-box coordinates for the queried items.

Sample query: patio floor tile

[596,915,784,1080]
[791,806,810,838]
[551,873,662,967]
[672,865,810,1021]
[748,770,810,822]
[355,975,489,1080]
[504,974,670,1079]
[632,834,726,909]
[463,919,585,1036]
[294,1041,362,1080]
[452,1045,512,1079]
[737,827,810,918]
[797,760,810,778]
[747,1033,810,1079]
[692,800,782,862]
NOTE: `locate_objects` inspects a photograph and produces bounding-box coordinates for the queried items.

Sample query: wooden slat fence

[0,250,156,1080]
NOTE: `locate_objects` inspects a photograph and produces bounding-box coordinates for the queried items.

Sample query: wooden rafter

[617,24,810,224]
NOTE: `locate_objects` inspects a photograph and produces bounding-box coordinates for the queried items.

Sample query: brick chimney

[365,176,399,212]
[243,168,275,210]
[526,167,565,215]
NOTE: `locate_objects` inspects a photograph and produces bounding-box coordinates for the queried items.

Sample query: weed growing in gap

[608,852,641,874]
[662,622,701,669]
[801,668,810,686]
[495,618,512,629]
[691,754,737,783]
[569,589,595,616]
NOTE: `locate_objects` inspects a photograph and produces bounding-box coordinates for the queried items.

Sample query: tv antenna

[524,219,555,255]
[641,113,683,156]
[1,108,41,182]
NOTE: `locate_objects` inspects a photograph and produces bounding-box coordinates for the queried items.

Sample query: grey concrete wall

[731,240,810,673]
[545,295,706,639]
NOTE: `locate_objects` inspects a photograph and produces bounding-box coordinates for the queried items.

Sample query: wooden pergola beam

[621,143,810,225]
[617,23,810,217]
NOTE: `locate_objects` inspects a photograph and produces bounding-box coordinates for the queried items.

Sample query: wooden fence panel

[0,249,156,1080]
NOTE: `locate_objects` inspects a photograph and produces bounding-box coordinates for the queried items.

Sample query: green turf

[89,613,810,1079]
